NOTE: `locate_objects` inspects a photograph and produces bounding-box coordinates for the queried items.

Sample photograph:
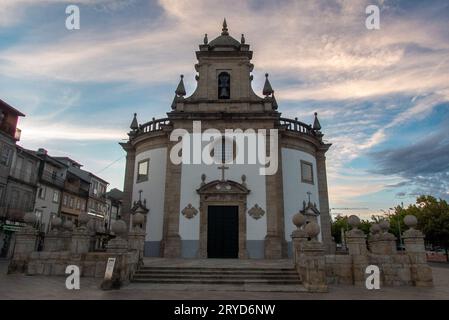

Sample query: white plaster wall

[281,148,321,241]
[179,162,267,241]
[133,148,167,242]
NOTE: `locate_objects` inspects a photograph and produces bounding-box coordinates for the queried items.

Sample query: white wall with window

[281,148,321,242]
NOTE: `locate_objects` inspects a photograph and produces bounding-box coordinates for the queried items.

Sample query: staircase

[131,259,303,291]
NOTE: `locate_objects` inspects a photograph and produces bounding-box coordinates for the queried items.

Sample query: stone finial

[292,212,306,228]
[241,33,245,44]
[404,215,418,229]
[23,212,37,227]
[370,223,381,234]
[221,18,229,36]
[263,73,274,96]
[313,112,321,131]
[78,212,90,227]
[112,219,127,237]
[175,75,186,96]
[51,217,62,231]
[305,221,320,238]
[348,215,361,228]
[201,173,206,186]
[203,33,208,45]
[241,174,246,186]
[133,212,145,227]
[379,220,390,233]
[248,204,265,220]
[130,113,139,130]
[63,220,73,231]
[182,204,198,219]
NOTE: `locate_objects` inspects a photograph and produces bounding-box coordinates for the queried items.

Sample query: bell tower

[170,19,277,113]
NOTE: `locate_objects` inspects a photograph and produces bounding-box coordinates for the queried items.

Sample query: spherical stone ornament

[23,212,37,226]
[133,212,145,226]
[292,212,306,228]
[305,221,320,238]
[370,223,381,234]
[404,215,418,229]
[379,220,390,232]
[348,215,361,228]
[63,220,73,231]
[112,219,127,236]
[51,217,62,230]
[78,212,90,226]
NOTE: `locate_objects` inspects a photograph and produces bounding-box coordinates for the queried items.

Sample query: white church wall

[281,148,321,257]
[133,147,167,257]
[179,162,267,258]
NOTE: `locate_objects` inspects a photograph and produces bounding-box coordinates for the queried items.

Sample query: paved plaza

[1,259,449,300]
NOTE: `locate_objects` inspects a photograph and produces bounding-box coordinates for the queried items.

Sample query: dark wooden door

[207,205,239,258]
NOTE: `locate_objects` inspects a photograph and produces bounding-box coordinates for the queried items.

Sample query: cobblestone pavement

[1,259,449,300]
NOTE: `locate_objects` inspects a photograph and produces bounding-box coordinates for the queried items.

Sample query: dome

[208,35,241,49]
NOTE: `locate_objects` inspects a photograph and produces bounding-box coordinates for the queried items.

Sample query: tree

[331,215,372,244]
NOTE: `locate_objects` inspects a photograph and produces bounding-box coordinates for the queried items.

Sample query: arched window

[218,72,230,99]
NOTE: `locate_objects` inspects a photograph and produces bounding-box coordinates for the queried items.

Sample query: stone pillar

[290,212,307,265]
[8,213,38,273]
[296,222,328,292]
[121,142,136,228]
[44,217,64,252]
[346,215,369,286]
[70,213,91,254]
[61,220,73,251]
[265,137,286,258]
[107,219,129,254]
[161,139,182,258]
[402,215,433,287]
[316,151,335,254]
[128,212,146,267]
[368,220,397,255]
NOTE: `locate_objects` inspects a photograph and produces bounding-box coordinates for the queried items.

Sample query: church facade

[120,21,333,259]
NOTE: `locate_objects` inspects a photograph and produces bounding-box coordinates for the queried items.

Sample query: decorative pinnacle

[221,18,229,36]
[241,34,245,44]
[263,73,274,96]
[313,112,322,131]
[175,74,186,96]
[204,33,208,45]
[130,113,138,130]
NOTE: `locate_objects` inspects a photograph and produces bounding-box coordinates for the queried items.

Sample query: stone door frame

[197,180,250,259]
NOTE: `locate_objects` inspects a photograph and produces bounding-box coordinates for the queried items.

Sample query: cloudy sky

[0,0,448,219]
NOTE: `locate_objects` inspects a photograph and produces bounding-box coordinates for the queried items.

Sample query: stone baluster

[70,212,91,254]
[346,215,369,286]
[8,212,39,273]
[402,215,433,287]
[295,222,328,292]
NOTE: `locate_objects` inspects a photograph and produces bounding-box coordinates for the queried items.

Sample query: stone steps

[132,264,302,287]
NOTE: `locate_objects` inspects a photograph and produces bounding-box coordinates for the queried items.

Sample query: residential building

[30,148,67,233]
[0,99,24,258]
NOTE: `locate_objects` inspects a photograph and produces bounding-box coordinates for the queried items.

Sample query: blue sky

[0,0,448,219]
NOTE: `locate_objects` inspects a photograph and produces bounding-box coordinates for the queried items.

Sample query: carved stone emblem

[182,204,198,219]
[248,204,265,220]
